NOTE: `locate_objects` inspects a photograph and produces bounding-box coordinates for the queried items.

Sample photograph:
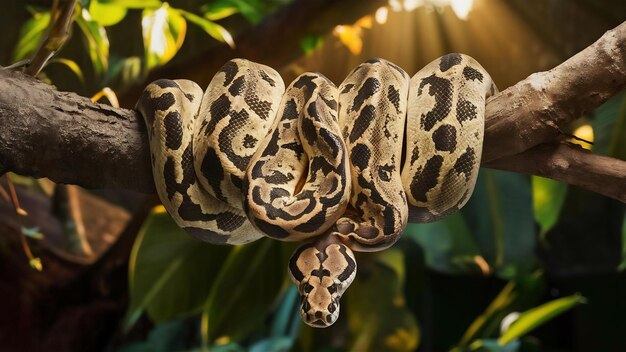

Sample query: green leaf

[203,239,284,342]
[142,3,187,71]
[12,11,51,62]
[76,8,110,76]
[346,250,420,352]
[457,272,544,348]
[179,10,235,48]
[203,1,240,21]
[592,92,626,159]
[404,212,481,275]
[463,170,535,279]
[89,0,128,26]
[498,294,586,345]
[97,0,162,9]
[531,176,567,235]
[300,35,323,55]
[125,210,231,331]
[49,58,84,83]
[202,0,264,24]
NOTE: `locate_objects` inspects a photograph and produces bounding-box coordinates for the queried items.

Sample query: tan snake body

[137,53,496,327]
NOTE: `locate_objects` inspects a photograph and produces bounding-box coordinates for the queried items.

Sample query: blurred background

[1,0,625,351]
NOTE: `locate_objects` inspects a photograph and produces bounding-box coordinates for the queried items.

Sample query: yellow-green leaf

[142,3,187,71]
[203,2,239,21]
[498,294,586,345]
[98,0,162,8]
[49,58,84,83]
[125,210,231,332]
[202,239,284,343]
[179,9,235,48]
[12,11,51,62]
[532,176,567,235]
[89,0,128,26]
[76,8,110,76]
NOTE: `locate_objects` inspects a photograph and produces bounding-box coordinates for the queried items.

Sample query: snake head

[288,236,357,327]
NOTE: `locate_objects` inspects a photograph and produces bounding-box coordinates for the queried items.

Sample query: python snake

[137,53,496,328]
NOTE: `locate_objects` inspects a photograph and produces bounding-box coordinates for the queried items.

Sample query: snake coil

[137,53,496,328]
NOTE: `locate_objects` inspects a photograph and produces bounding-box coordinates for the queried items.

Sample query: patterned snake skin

[137,53,497,328]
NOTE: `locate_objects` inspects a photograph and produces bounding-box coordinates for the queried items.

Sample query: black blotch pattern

[228,76,245,96]
[453,147,475,178]
[164,111,183,150]
[293,75,318,101]
[201,147,227,202]
[318,128,340,158]
[219,61,238,86]
[154,79,179,89]
[349,104,376,143]
[265,170,293,184]
[230,174,242,190]
[254,218,290,238]
[289,242,315,281]
[294,211,327,233]
[270,188,290,201]
[340,83,354,94]
[322,96,337,110]
[456,98,478,123]
[418,74,452,131]
[205,94,231,135]
[259,70,276,86]
[282,142,305,160]
[244,94,274,120]
[351,77,380,112]
[337,246,356,281]
[243,134,257,148]
[219,109,251,171]
[301,103,319,145]
[388,85,401,113]
[350,143,371,170]
[261,129,281,157]
[378,164,394,182]
[410,155,443,202]
[184,93,195,102]
[463,66,484,82]
[432,124,457,152]
[163,156,178,200]
[216,212,246,232]
[283,99,299,120]
[439,53,462,72]
[410,145,420,165]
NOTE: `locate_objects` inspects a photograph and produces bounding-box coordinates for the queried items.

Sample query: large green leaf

[202,238,285,342]
[126,209,231,331]
[404,212,481,275]
[498,294,586,345]
[456,272,544,348]
[202,0,264,24]
[97,0,162,8]
[531,176,567,235]
[463,169,535,279]
[142,3,186,71]
[12,10,51,62]
[346,249,420,352]
[89,0,128,27]
[178,9,235,48]
[76,8,110,76]
[591,91,626,159]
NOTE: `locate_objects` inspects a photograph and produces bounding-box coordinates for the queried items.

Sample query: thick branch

[2,22,626,201]
[483,20,626,162]
[484,143,626,202]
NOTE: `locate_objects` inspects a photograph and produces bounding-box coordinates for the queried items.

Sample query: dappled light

[0,1,625,351]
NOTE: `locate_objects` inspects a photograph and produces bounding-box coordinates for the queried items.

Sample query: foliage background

[0,0,625,351]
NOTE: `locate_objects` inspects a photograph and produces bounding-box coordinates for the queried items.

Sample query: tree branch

[1,22,626,202]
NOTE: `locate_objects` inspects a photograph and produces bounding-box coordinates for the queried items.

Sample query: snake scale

[137,53,497,328]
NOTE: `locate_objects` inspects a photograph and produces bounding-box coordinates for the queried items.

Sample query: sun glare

[388,0,475,20]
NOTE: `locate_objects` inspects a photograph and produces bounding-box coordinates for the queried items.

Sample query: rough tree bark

[1,22,626,202]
